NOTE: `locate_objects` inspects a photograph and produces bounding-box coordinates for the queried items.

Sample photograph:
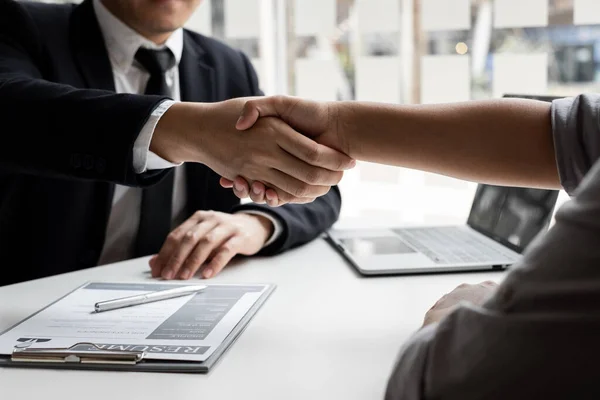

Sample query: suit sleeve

[231,51,342,255]
[0,0,169,186]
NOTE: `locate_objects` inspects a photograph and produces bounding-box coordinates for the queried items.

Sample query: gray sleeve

[385,159,600,400]
[384,324,436,400]
[551,94,600,195]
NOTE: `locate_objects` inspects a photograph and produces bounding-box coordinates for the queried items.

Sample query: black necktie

[133,48,177,257]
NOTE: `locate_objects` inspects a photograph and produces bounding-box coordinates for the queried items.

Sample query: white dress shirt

[93,0,280,265]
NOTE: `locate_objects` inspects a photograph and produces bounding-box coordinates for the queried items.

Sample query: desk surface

[0,238,505,400]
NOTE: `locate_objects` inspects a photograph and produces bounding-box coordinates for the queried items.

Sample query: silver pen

[94,285,207,313]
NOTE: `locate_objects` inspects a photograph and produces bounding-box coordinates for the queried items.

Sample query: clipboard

[0,283,275,373]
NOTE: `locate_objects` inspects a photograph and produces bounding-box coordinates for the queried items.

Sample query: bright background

[45,0,600,226]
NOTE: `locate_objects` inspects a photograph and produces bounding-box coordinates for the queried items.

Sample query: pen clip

[12,342,145,365]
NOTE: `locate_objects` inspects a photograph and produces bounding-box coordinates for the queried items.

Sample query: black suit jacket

[0,0,341,286]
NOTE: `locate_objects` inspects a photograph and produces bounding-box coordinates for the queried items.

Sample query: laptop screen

[466,184,558,253]
[466,93,562,253]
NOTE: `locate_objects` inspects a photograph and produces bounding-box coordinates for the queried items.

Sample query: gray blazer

[385,94,600,400]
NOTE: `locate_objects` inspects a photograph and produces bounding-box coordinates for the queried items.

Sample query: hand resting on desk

[149,210,273,280]
[422,281,498,327]
[219,96,349,207]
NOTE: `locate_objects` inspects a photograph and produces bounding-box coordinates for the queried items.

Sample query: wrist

[239,213,274,245]
[333,101,356,158]
[150,102,210,164]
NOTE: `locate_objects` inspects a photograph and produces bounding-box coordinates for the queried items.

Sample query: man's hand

[149,211,273,280]
[151,98,354,206]
[423,281,498,327]
[217,96,349,206]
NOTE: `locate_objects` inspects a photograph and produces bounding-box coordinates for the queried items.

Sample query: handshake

[153,96,354,206]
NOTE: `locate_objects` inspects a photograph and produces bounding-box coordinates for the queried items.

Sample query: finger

[236,97,286,131]
[265,188,279,207]
[237,95,321,132]
[153,213,206,277]
[149,255,159,274]
[273,183,320,203]
[236,105,262,130]
[287,196,316,205]
[263,188,315,207]
[233,176,251,199]
[272,187,322,206]
[249,181,267,204]
[482,280,498,287]
[275,122,355,171]
[220,177,234,188]
[162,220,218,280]
[253,177,311,205]
[178,224,237,280]
[272,146,345,187]
[264,167,332,199]
[202,237,240,279]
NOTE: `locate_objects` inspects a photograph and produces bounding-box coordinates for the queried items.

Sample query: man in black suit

[0,0,354,286]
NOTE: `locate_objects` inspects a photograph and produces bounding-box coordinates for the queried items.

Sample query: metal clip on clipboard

[11,342,145,365]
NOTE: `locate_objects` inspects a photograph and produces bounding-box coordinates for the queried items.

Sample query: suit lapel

[70,0,116,92]
[179,32,215,103]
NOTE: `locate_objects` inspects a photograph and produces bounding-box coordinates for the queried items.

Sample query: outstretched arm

[224,95,559,203]
[0,0,353,198]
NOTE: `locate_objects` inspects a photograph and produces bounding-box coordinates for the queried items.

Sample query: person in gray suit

[226,93,600,399]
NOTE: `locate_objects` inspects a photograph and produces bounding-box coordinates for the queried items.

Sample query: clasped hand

[154,97,354,207]
[215,96,348,206]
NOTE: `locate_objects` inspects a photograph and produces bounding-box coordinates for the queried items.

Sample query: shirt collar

[93,0,183,74]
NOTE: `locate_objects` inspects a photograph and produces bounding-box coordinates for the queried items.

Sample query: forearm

[150,101,202,164]
[151,101,232,166]
[337,99,559,189]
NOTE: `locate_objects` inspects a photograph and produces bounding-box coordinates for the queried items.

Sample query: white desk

[0,238,505,400]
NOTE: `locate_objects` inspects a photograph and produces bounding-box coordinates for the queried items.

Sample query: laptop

[326,94,563,276]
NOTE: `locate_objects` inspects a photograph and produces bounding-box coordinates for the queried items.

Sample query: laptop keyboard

[393,227,520,265]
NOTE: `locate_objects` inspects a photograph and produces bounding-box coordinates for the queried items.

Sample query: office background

[41,0,600,225]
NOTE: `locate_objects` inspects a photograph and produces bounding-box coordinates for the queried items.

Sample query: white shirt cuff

[133,100,183,173]
[236,210,283,248]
